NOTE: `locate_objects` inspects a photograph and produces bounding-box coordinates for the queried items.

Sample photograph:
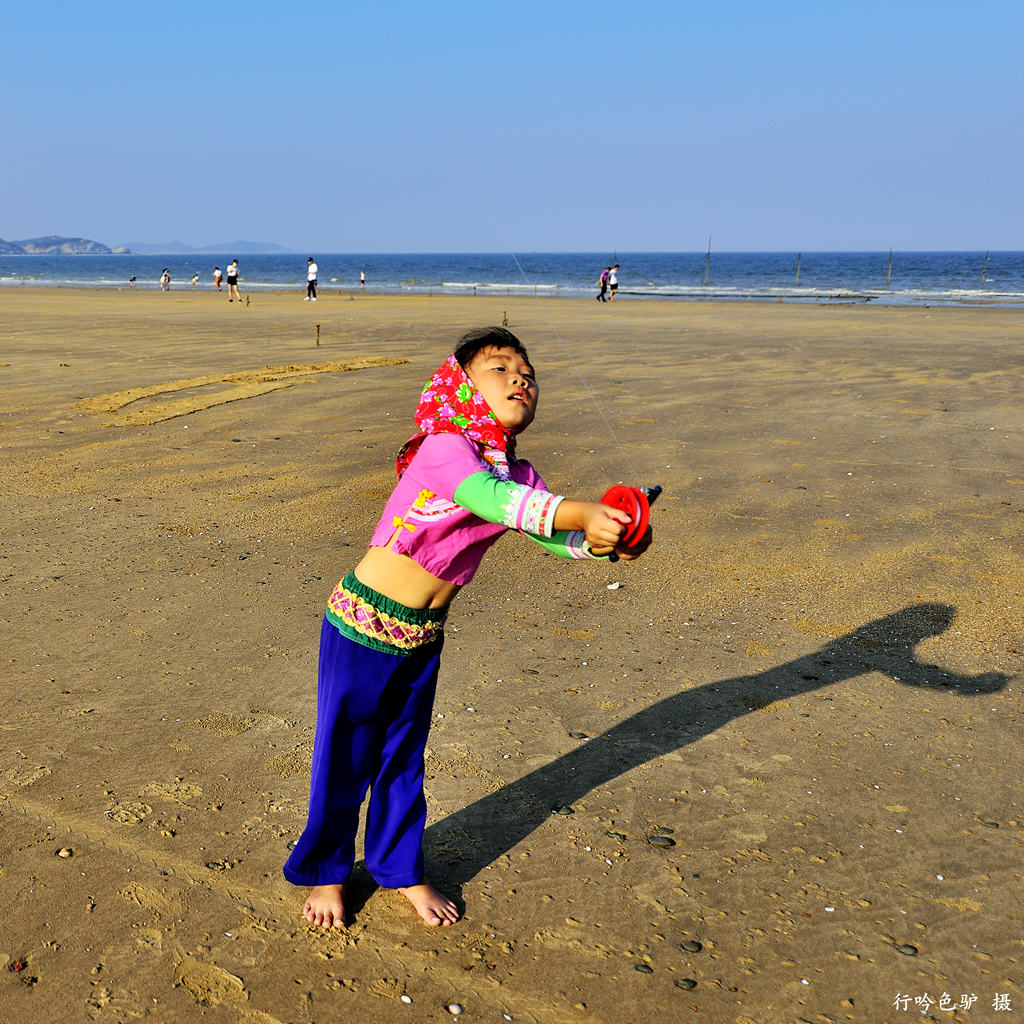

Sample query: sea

[1,251,1022,307]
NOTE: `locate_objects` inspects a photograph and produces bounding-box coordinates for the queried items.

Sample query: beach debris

[447,1003,464,1016]
[56,847,74,858]
[607,582,622,590]
[400,994,413,1004]
[647,835,675,848]
[681,940,703,953]
[553,805,575,816]
[205,858,239,871]
[675,978,698,990]
[896,944,918,956]
[567,731,589,739]
[982,820,1000,828]
[9,959,27,973]
[635,963,654,973]
[606,831,627,841]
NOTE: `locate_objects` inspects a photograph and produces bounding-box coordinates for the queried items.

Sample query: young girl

[283,326,652,928]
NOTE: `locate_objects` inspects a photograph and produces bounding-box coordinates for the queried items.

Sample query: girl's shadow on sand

[353,603,1010,908]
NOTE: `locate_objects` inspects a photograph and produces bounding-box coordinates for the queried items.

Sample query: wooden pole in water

[980,249,990,285]
[796,253,802,283]
[703,236,711,286]
[886,248,894,287]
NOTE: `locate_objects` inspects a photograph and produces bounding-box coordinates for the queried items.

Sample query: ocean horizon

[1,251,1021,307]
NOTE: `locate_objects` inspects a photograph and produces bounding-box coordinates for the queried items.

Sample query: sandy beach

[1,287,1021,1022]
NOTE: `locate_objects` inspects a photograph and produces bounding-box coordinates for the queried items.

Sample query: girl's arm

[524,529,608,560]
[452,474,632,555]
[526,523,653,561]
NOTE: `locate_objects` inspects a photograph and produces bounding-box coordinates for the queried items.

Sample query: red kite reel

[599,484,662,561]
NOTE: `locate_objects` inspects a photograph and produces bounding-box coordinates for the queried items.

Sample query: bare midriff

[352,544,461,611]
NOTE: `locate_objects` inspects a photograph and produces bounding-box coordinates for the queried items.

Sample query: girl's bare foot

[397,880,459,927]
[303,883,346,929]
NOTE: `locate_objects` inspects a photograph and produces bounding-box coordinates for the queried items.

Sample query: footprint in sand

[173,956,249,1007]
[108,801,152,825]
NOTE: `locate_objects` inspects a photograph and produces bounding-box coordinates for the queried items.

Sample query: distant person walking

[360,269,366,290]
[191,273,199,289]
[596,265,610,302]
[129,276,137,289]
[160,268,171,292]
[227,260,240,302]
[213,266,223,291]
[306,258,318,301]
[608,264,619,301]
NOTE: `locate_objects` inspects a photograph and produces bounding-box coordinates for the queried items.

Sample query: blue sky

[4,1,1021,251]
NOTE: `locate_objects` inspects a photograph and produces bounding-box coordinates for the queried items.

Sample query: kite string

[369,2,641,483]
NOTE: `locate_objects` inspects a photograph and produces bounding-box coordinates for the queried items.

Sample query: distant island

[0,235,130,255]
[0,236,294,256]
[120,240,294,255]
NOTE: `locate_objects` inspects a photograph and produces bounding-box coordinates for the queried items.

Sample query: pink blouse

[368,433,557,585]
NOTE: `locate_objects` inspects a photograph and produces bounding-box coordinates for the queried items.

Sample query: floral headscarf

[395,354,516,477]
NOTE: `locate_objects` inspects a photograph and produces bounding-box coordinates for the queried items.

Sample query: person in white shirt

[306,258,318,301]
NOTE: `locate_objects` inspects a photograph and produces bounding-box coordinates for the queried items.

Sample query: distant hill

[0,235,127,255]
[122,240,294,255]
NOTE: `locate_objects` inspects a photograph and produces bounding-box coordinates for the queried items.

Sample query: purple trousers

[283,616,443,888]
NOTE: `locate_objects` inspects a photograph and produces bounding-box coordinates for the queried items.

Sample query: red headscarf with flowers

[395,354,516,477]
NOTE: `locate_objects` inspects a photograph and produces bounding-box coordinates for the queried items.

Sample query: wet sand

[1,287,1022,1022]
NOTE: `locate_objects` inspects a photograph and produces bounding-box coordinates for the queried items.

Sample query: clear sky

[4,1,1021,252]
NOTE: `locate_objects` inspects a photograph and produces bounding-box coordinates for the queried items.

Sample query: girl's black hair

[453,327,533,374]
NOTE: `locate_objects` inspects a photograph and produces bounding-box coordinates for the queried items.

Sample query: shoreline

[4,249,1024,308]
[3,281,1023,309]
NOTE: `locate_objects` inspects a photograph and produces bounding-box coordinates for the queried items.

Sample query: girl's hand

[579,502,630,555]
[613,525,653,560]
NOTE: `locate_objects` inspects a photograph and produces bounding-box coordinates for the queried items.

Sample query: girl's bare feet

[397,880,459,926]
[303,883,346,929]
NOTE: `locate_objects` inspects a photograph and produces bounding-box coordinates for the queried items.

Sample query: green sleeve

[453,470,563,536]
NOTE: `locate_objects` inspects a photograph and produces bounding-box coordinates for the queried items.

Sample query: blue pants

[283,616,443,888]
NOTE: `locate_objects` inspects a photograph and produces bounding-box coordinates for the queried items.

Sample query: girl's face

[465,346,539,433]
